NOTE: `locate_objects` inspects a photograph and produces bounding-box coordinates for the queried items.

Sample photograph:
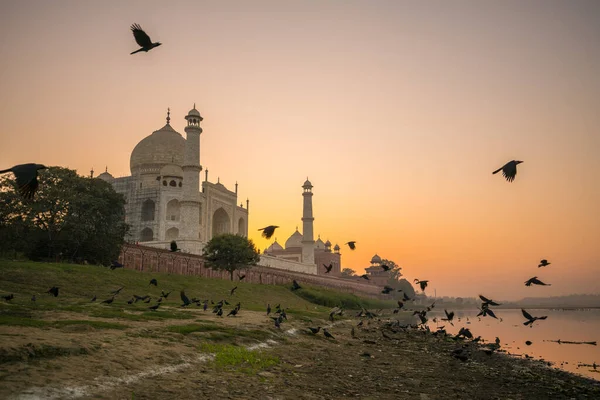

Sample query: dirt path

[2,309,600,400]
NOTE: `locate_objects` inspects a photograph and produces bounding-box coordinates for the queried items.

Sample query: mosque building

[97,106,248,254]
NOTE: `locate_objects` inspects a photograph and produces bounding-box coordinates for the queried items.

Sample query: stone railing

[118,244,386,299]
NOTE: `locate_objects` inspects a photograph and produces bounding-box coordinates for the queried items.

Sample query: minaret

[180,104,203,250]
[301,178,315,265]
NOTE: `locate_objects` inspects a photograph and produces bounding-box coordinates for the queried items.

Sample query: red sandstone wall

[118,244,386,299]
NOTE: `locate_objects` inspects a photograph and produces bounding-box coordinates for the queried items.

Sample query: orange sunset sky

[1,1,599,300]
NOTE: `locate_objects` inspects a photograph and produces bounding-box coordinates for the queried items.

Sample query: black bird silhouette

[381,286,394,294]
[149,278,158,286]
[130,23,162,55]
[127,298,134,305]
[525,340,532,346]
[401,292,411,301]
[2,294,14,301]
[91,295,96,302]
[457,327,473,339]
[478,305,499,319]
[414,279,429,291]
[478,295,501,306]
[203,300,208,311]
[148,304,160,311]
[360,274,369,280]
[227,308,238,317]
[397,300,404,309]
[143,297,151,303]
[110,286,124,295]
[258,225,279,239]
[0,163,47,199]
[216,308,223,317]
[230,286,238,296]
[381,264,391,272]
[180,290,192,307]
[323,263,333,273]
[31,295,36,302]
[492,160,523,182]
[101,296,115,304]
[161,290,171,298]
[309,327,321,334]
[170,241,180,252]
[110,260,124,270]
[291,280,302,291]
[157,297,163,303]
[525,276,551,286]
[273,316,281,329]
[46,286,59,297]
[237,272,246,281]
[345,241,356,250]
[442,309,455,325]
[323,328,335,339]
[266,304,271,315]
[538,259,551,268]
[522,309,548,326]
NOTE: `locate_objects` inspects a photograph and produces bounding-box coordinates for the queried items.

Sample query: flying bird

[323,263,333,273]
[345,241,356,250]
[110,286,124,295]
[0,163,47,200]
[110,260,124,270]
[161,290,171,298]
[180,290,192,307]
[522,309,548,326]
[525,276,551,286]
[291,280,302,291]
[258,225,279,239]
[230,286,238,296]
[492,160,523,182]
[478,295,501,306]
[538,259,551,268]
[414,279,429,291]
[46,286,59,297]
[149,278,158,286]
[130,23,162,55]
[237,272,246,281]
[442,309,455,325]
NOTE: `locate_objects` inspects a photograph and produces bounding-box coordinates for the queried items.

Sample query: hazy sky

[1,1,599,300]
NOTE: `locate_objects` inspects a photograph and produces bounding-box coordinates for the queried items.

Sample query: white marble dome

[370,254,382,264]
[285,228,303,249]
[160,164,183,178]
[97,170,114,182]
[130,123,185,174]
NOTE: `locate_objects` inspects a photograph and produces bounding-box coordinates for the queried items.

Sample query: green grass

[292,284,397,310]
[0,314,128,330]
[167,323,273,342]
[198,343,279,374]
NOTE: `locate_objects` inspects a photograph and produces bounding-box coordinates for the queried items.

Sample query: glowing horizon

[1,1,599,301]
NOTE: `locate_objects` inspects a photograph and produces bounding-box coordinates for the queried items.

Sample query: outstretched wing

[521,309,533,320]
[180,290,190,305]
[12,164,40,199]
[502,162,517,182]
[131,24,152,47]
[479,294,491,303]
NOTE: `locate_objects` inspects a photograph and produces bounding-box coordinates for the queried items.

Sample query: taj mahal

[97,106,248,255]
[97,106,355,276]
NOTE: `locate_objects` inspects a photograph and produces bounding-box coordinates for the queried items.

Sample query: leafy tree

[340,268,356,278]
[381,258,403,282]
[0,166,128,264]
[202,233,260,281]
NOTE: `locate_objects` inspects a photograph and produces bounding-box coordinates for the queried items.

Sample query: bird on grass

[492,160,523,182]
[101,296,115,304]
[397,300,404,309]
[0,163,47,200]
[2,294,14,301]
[345,241,356,250]
[456,327,473,339]
[308,327,321,334]
[227,308,238,317]
[323,263,333,273]
[525,276,551,286]
[414,279,429,291]
[291,280,302,291]
[31,295,36,302]
[323,328,335,339]
[127,298,134,305]
[216,308,223,317]
[180,290,192,307]
[538,259,551,268]
[161,291,171,298]
[149,278,158,286]
[46,286,59,297]
[203,300,208,311]
[230,286,238,296]
[522,309,548,326]
[130,23,162,55]
[266,304,271,315]
[91,295,96,302]
[110,260,124,270]
[148,304,160,311]
[143,297,151,303]
[258,225,279,239]
[110,286,124,295]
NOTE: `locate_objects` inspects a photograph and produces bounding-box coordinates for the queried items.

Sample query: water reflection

[424,308,600,380]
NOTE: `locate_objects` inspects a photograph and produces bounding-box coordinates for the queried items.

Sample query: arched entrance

[140,228,153,242]
[212,208,230,237]
[165,227,179,241]
[238,217,246,236]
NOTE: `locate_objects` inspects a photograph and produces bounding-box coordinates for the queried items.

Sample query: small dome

[97,170,114,182]
[187,107,202,118]
[324,240,332,247]
[302,178,312,188]
[315,237,326,249]
[333,244,340,251]
[370,254,382,264]
[285,228,303,249]
[160,164,183,178]
[267,240,283,252]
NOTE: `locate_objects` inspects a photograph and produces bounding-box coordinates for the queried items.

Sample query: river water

[424,308,600,380]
